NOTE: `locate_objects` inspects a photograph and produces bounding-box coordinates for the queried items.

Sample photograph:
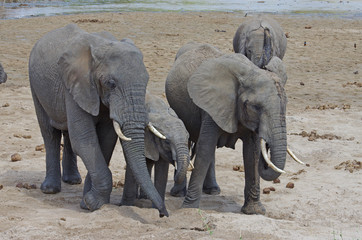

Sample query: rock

[273,178,280,184]
[263,188,271,194]
[11,153,22,162]
[286,182,294,189]
[0,184,3,190]
[16,183,23,188]
[35,144,45,152]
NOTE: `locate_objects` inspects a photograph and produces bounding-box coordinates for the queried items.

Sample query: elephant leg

[61,131,82,185]
[120,164,139,206]
[138,159,154,199]
[170,169,187,197]
[241,133,265,215]
[153,158,169,202]
[32,93,62,194]
[183,114,221,208]
[80,119,117,209]
[202,159,220,195]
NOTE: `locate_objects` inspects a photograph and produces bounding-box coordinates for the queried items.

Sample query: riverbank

[0,12,361,239]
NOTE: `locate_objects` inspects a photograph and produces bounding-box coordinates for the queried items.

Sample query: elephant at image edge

[0,62,7,84]
[233,15,287,69]
[165,43,289,214]
[28,24,168,217]
[122,92,190,205]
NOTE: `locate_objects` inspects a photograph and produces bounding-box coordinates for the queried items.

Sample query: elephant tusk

[260,139,286,174]
[113,120,132,141]
[188,160,195,171]
[148,123,166,140]
[287,147,305,165]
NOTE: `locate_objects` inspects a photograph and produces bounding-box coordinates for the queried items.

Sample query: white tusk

[287,147,305,165]
[148,123,166,139]
[188,159,194,171]
[260,139,286,174]
[113,120,132,141]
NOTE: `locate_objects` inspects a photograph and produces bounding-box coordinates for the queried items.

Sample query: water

[1,0,362,19]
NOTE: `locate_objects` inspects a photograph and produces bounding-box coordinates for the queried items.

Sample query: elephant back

[165,43,223,142]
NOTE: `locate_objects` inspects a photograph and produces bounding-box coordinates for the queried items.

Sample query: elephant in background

[121,91,190,205]
[233,15,287,69]
[0,62,7,84]
[29,24,168,217]
[166,42,291,215]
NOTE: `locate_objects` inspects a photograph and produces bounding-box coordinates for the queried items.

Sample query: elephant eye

[105,79,116,90]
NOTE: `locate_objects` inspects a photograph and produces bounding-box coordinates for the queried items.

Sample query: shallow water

[1,0,362,19]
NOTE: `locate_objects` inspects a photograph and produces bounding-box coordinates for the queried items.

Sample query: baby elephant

[233,15,287,68]
[0,62,7,84]
[121,92,190,206]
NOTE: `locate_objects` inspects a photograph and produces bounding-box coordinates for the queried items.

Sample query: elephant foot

[182,194,200,208]
[62,172,82,185]
[202,185,221,195]
[170,185,187,197]
[83,190,110,211]
[80,199,88,210]
[40,178,61,194]
[241,200,266,215]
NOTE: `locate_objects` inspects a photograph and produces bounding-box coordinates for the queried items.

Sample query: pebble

[286,182,295,189]
[11,153,22,162]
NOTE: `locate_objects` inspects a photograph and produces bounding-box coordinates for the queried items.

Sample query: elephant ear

[188,54,251,133]
[144,128,160,161]
[265,56,287,86]
[58,39,100,116]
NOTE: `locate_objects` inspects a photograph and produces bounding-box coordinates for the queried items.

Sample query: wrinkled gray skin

[122,92,190,205]
[28,24,168,217]
[0,62,7,84]
[233,15,287,69]
[165,43,288,214]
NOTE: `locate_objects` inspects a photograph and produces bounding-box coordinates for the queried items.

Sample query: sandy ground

[0,12,361,240]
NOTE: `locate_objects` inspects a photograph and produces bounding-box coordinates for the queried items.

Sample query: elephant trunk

[174,144,190,184]
[258,111,287,181]
[257,28,272,69]
[121,122,169,217]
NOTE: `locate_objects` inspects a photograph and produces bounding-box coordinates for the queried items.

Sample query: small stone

[60,217,66,221]
[269,186,276,191]
[306,163,310,167]
[286,182,294,189]
[29,184,37,189]
[2,103,9,107]
[0,184,3,190]
[16,183,23,188]
[300,82,305,86]
[232,165,240,171]
[11,153,22,162]
[23,183,29,189]
[263,188,271,194]
[273,178,280,184]
[35,144,45,152]
[22,135,32,139]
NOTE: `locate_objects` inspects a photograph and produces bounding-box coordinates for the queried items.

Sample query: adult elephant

[233,15,287,69]
[122,91,190,204]
[0,62,7,84]
[29,24,168,217]
[165,43,291,214]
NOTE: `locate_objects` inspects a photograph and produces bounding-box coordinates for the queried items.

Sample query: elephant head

[187,53,288,181]
[57,32,168,217]
[233,16,287,69]
[144,93,190,184]
[0,63,7,84]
